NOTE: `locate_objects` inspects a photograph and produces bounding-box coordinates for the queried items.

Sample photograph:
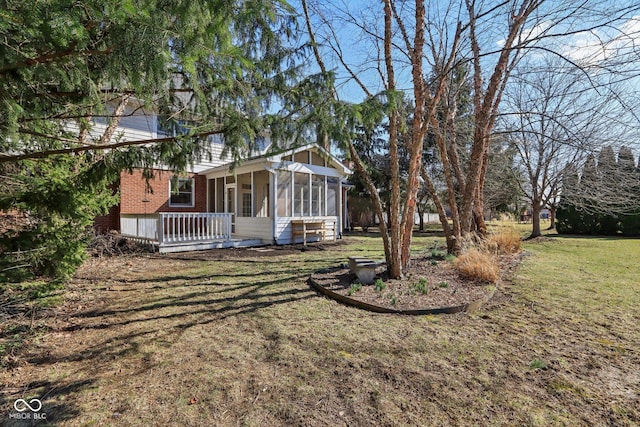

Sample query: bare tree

[300,0,640,277]
[500,60,597,237]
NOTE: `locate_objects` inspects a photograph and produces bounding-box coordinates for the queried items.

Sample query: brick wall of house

[120,169,207,214]
[93,182,120,232]
[94,204,121,232]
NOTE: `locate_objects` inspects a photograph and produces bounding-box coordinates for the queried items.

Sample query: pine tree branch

[0,130,225,163]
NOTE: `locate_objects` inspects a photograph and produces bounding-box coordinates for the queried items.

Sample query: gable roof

[201,143,352,178]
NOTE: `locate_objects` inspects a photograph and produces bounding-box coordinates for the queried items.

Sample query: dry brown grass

[454,248,500,283]
[485,229,523,255]
[1,232,639,426]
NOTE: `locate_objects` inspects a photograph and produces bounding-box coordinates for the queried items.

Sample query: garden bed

[310,253,523,313]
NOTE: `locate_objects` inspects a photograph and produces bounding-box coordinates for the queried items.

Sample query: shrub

[454,248,499,283]
[485,229,522,255]
[348,282,362,296]
[411,278,428,295]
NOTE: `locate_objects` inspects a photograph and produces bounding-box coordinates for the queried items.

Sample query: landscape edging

[308,270,497,315]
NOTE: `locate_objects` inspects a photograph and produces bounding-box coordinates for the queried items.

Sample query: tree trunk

[382,0,403,279]
[548,205,556,230]
[530,200,542,238]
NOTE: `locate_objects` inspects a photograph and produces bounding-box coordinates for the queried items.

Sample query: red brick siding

[120,169,207,214]
[93,182,120,232]
[94,204,121,232]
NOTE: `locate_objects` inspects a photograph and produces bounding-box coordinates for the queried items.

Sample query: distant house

[94,101,351,252]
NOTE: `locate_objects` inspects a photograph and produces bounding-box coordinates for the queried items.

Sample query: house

[94,101,351,252]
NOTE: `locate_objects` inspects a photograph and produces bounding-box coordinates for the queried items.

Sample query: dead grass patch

[485,229,523,255]
[454,248,500,283]
[1,232,639,426]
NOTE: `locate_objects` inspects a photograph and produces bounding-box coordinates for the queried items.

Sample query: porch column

[339,180,344,234]
[206,178,210,213]
[251,171,255,217]
[271,171,277,244]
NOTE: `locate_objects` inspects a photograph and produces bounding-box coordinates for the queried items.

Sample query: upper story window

[169,177,194,207]
[157,118,189,137]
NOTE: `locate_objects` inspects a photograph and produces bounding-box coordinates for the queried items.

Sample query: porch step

[158,238,265,253]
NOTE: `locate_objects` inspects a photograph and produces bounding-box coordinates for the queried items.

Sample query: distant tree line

[557,146,640,236]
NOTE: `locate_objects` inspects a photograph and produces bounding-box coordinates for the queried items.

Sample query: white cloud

[563,16,640,65]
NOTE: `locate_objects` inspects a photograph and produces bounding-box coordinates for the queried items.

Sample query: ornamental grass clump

[454,248,500,283]
[485,229,522,255]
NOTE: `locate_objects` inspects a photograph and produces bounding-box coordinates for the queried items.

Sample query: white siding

[235,217,272,242]
[275,216,338,245]
[121,214,159,241]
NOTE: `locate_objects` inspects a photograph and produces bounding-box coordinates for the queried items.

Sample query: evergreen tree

[0,0,315,280]
[556,164,581,234]
[618,146,640,236]
[579,155,599,234]
[596,146,619,234]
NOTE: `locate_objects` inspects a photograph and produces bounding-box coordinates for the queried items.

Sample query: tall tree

[596,146,619,234]
[618,147,640,236]
[0,0,315,279]
[0,0,310,166]
[301,0,640,277]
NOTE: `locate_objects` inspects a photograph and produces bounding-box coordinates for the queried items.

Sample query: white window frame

[169,177,195,208]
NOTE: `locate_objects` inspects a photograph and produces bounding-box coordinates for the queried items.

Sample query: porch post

[251,171,255,217]
[206,178,209,213]
[338,180,344,234]
[271,171,277,244]
[307,172,312,217]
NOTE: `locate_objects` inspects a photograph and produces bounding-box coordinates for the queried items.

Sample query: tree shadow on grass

[2,268,320,424]
[1,379,89,426]
[548,233,639,242]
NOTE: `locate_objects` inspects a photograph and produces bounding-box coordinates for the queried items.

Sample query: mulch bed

[310,252,524,312]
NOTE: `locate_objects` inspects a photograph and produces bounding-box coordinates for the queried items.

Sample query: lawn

[1,226,639,426]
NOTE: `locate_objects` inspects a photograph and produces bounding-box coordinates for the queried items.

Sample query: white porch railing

[159,213,232,244]
[120,213,232,245]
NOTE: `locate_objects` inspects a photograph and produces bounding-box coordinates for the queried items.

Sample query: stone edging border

[308,269,497,315]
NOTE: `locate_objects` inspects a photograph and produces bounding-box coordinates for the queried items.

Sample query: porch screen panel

[254,170,270,217]
[277,171,291,217]
[327,177,339,216]
[294,172,309,216]
[238,173,252,217]
[215,178,224,212]
[311,175,324,216]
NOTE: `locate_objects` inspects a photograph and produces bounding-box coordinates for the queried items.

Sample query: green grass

[1,226,639,426]
[517,235,640,317]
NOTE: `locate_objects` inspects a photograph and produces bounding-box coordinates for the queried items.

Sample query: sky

[290,0,640,149]
[292,0,640,101]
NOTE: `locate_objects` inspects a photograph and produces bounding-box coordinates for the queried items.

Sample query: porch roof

[200,143,352,178]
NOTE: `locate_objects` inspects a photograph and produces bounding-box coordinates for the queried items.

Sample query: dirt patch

[158,240,348,261]
[311,253,522,311]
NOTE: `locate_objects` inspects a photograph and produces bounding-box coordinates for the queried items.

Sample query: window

[294,173,309,216]
[311,175,324,216]
[277,171,291,217]
[327,177,339,216]
[242,193,252,217]
[157,118,189,137]
[169,177,194,207]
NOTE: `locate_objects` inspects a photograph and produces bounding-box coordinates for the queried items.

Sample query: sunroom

[203,144,351,246]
